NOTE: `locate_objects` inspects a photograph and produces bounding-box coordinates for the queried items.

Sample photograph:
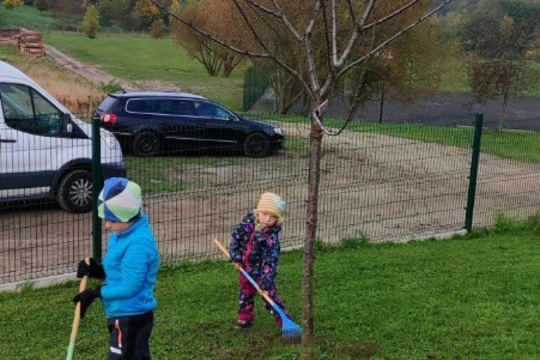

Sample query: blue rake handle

[213,239,302,338]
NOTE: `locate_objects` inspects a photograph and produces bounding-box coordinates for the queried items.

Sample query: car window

[158,99,194,116]
[195,102,232,120]
[126,99,157,113]
[0,83,63,136]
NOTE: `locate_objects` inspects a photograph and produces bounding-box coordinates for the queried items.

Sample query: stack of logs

[0,28,45,57]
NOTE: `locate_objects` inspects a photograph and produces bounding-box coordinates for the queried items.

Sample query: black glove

[73,286,102,318]
[76,258,105,279]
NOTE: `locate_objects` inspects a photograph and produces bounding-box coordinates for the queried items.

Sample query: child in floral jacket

[229,192,292,329]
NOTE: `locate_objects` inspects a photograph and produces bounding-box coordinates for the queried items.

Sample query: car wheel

[56,169,93,213]
[133,132,160,157]
[243,133,270,158]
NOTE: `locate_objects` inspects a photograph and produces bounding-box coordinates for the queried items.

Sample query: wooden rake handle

[214,239,276,306]
[66,258,89,360]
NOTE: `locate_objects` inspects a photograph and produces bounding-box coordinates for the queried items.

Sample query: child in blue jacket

[229,192,292,329]
[73,177,160,360]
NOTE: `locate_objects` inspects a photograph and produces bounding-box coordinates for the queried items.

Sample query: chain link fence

[2,112,540,288]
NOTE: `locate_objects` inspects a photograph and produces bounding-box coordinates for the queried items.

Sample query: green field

[2,217,540,359]
[0,5,56,31]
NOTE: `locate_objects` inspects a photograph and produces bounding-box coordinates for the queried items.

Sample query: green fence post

[464,113,484,232]
[92,116,103,262]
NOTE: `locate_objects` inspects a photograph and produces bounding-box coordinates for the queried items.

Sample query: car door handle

[0,139,16,143]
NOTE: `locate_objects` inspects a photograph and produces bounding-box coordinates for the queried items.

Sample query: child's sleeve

[229,222,245,263]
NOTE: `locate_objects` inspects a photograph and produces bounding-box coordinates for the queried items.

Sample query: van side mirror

[63,113,73,134]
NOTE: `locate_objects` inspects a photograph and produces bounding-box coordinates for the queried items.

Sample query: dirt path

[44,44,135,89]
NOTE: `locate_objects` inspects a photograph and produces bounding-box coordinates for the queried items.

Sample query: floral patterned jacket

[229,211,282,290]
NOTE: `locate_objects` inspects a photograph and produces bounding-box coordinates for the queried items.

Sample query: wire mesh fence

[1,112,540,287]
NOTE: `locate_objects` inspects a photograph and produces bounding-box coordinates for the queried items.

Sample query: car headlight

[273,126,284,136]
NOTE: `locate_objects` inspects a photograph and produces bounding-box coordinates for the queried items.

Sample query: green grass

[0,5,57,31]
[43,32,246,111]
[2,217,540,359]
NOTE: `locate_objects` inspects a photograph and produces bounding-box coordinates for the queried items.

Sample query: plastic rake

[66,258,89,360]
[214,239,303,339]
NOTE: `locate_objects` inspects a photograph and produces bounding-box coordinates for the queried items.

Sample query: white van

[0,60,126,213]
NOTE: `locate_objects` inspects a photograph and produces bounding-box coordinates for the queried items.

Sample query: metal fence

[2,112,540,288]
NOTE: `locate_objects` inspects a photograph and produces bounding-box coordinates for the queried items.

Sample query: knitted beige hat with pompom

[256,192,285,218]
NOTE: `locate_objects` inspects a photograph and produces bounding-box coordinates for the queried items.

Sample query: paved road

[352,91,540,131]
[259,90,540,131]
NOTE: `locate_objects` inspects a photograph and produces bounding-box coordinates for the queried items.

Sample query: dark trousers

[107,310,154,360]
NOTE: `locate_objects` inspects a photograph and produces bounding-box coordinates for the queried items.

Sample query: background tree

[2,0,25,11]
[169,0,246,77]
[48,0,85,31]
[34,0,48,14]
[97,0,130,32]
[150,18,166,39]
[460,0,540,130]
[133,0,161,30]
[152,1,455,357]
[84,4,99,39]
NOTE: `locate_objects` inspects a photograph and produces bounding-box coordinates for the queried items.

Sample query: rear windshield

[97,96,119,112]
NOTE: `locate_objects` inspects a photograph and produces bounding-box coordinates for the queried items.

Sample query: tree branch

[338,0,455,78]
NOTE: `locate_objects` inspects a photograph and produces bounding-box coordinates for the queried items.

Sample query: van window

[0,83,63,136]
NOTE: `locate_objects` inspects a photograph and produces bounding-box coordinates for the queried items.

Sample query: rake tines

[281,319,303,339]
[272,304,303,339]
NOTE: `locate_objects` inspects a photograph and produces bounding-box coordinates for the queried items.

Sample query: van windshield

[0,83,64,136]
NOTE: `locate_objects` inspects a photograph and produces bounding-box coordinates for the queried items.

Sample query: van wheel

[56,169,93,213]
[133,132,160,157]
[243,133,270,158]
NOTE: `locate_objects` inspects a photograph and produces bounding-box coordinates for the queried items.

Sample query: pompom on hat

[256,192,285,219]
[97,177,142,223]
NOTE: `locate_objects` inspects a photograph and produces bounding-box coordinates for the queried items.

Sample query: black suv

[93,91,285,158]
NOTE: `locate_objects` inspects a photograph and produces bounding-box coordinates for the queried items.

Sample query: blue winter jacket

[100,214,160,318]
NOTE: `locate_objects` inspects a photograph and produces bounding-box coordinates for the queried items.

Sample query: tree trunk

[301,117,324,359]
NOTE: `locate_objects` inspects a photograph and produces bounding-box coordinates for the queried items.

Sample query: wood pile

[0,28,45,57]
[0,29,20,46]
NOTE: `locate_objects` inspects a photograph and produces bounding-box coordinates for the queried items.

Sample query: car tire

[56,169,93,213]
[243,133,270,158]
[133,132,160,157]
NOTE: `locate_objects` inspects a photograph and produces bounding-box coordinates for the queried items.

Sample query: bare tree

[151,0,455,357]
